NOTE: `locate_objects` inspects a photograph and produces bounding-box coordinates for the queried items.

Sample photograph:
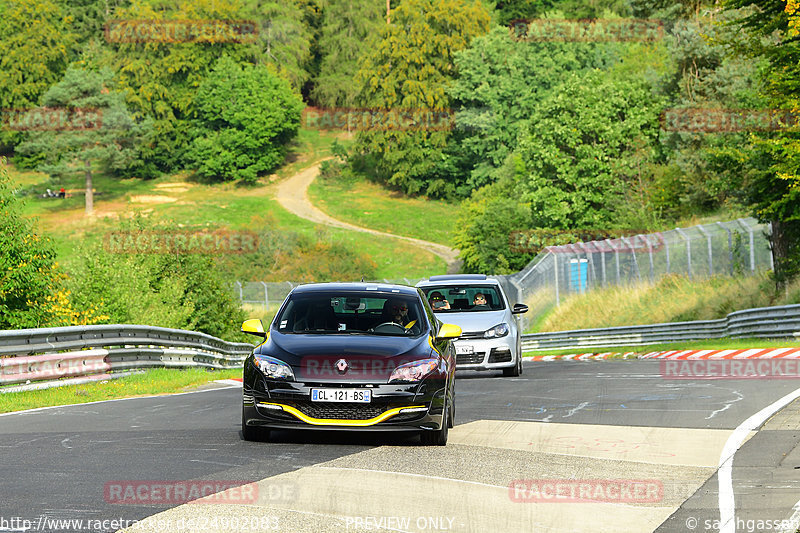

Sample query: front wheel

[503,355,522,377]
[241,408,270,442]
[420,401,449,446]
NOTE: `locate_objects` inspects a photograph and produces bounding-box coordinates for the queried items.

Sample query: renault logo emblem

[335,359,349,374]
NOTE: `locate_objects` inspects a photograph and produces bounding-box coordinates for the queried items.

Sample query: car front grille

[459,331,485,339]
[457,352,485,365]
[295,402,387,420]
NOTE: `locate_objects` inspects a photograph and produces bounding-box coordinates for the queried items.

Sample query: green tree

[352,0,491,197]
[311,0,385,107]
[16,67,151,215]
[454,171,536,274]
[514,71,664,229]
[445,26,623,196]
[242,0,315,91]
[106,0,252,172]
[723,0,800,284]
[0,0,77,153]
[186,56,304,184]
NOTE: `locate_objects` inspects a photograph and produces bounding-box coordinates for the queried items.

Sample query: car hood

[257,332,433,382]
[434,310,508,334]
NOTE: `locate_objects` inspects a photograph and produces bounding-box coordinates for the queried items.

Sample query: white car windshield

[422,286,505,312]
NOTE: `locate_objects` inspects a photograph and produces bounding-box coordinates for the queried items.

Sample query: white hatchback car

[416,275,528,376]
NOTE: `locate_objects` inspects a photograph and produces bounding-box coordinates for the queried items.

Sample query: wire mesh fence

[233,218,773,332]
[501,218,772,316]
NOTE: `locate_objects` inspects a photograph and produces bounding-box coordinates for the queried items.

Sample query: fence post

[736,218,755,273]
[676,227,692,280]
[621,236,641,283]
[605,239,621,285]
[600,242,607,286]
[643,235,654,281]
[716,222,733,275]
[235,281,243,302]
[662,232,670,274]
[260,281,269,308]
[697,224,713,276]
[553,251,560,306]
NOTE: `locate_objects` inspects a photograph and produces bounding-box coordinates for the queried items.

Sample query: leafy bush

[65,216,246,340]
[186,56,304,184]
[0,158,103,328]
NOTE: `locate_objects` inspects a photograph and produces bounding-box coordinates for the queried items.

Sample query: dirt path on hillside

[275,161,462,274]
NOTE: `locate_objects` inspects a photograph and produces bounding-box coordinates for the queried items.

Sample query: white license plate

[455,345,474,355]
[311,388,371,403]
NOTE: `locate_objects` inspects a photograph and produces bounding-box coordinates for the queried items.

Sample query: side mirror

[241,318,266,337]
[436,323,462,339]
[512,303,529,315]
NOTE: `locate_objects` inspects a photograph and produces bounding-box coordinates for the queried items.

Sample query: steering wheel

[368,322,407,334]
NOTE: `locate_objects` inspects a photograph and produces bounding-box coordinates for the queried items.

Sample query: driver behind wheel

[379,298,417,330]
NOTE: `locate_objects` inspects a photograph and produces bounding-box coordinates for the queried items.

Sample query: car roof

[291,282,420,296]
[416,275,501,288]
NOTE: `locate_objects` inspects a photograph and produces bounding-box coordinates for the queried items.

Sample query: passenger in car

[429,291,450,310]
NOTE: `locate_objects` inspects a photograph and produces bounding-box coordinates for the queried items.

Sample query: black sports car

[240,282,461,445]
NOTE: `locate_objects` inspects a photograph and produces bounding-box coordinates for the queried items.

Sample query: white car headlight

[253,355,295,381]
[388,358,438,383]
[484,323,509,338]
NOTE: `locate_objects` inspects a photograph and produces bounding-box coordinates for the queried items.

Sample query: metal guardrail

[521,304,800,351]
[0,325,254,389]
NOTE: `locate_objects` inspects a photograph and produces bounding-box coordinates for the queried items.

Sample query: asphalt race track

[1,360,799,533]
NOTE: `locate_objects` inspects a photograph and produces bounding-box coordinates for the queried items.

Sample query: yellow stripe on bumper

[256,403,427,427]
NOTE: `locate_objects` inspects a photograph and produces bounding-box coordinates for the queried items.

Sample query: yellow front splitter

[256,402,427,427]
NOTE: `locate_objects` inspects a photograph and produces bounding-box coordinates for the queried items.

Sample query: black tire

[241,408,270,442]
[421,401,449,446]
[503,355,522,377]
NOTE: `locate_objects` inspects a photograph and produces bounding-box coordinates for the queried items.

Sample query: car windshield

[422,286,504,312]
[274,292,424,336]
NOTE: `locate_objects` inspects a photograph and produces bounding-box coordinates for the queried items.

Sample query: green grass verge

[528,274,800,333]
[523,337,800,357]
[8,128,445,280]
[0,367,242,413]
[308,172,458,247]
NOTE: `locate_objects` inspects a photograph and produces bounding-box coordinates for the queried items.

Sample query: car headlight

[253,355,294,381]
[388,358,438,383]
[484,323,509,338]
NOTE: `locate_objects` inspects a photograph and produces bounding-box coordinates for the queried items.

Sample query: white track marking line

[777,499,800,533]
[718,386,800,533]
